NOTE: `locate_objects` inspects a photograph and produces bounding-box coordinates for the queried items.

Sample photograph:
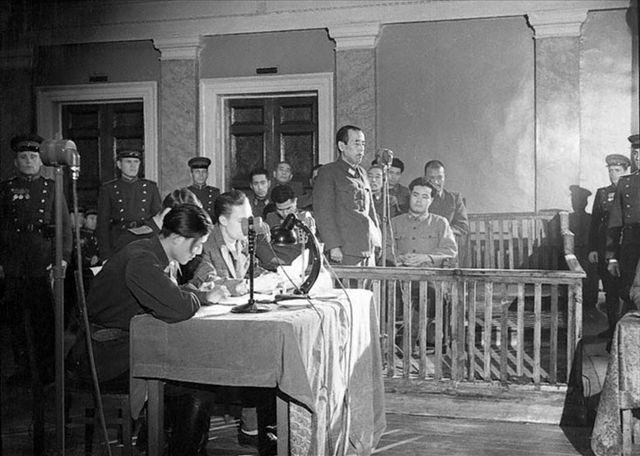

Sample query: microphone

[379,148,394,167]
[241,216,270,239]
[40,139,81,180]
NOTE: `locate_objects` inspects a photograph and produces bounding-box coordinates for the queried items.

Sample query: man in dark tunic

[314,125,381,266]
[0,133,72,384]
[588,154,630,338]
[424,159,469,265]
[97,149,161,261]
[187,156,220,221]
[606,135,640,309]
[68,204,228,456]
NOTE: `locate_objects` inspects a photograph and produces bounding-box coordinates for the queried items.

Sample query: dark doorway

[226,95,318,191]
[61,101,144,209]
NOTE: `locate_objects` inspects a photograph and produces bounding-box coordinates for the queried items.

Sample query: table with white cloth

[591,311,640,456]
[130,289,386,455]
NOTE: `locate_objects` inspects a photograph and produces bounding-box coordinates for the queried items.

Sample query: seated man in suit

[388,177,457,354]
[189,190,278,453]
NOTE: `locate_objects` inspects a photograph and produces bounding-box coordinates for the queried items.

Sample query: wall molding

[35,81,158,182]
[328,22,381,50]
[153,36,202,60]
[200,72,334,189]
[31,1,627,46]
[527,9,589,38]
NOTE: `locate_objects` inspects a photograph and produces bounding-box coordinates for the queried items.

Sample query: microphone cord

[71,177,113,456]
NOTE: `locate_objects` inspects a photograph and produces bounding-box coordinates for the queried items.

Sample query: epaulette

[128,225,154,235]
[102,178,118,187]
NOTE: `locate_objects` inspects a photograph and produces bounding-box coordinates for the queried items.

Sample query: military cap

[116,149,142,160]
[86,207,98,216]
[390,157,405,172]
[10,133,44,153]
[629,134,640,149]
[188,157,211,169]
[569,185,592,199]
[605,154,631,168]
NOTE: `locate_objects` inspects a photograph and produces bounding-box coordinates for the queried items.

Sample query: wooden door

[227,96,318,191]
[61,102,144,208]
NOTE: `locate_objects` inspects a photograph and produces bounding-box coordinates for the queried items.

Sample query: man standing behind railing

[424,160,469,266]
[606,135,640,312]
[588,154,630,339]
[314,125,381,266]
[387,177,457,354]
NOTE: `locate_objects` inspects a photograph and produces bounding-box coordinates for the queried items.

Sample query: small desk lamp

[271,213,322,299]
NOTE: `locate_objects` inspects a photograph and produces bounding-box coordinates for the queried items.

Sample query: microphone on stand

[379,148,394,167]
[40,139,81,180]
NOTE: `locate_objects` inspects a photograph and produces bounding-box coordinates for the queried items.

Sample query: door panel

[227,95,317,192]
[62,102,143,209]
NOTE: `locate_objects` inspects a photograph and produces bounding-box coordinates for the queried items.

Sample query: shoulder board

[103,178,118,186]
[140,178,158,186]
[127,225,154,235]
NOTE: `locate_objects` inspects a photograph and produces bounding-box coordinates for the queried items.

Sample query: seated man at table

[188,189,279,452]
[67,204,229,456]
[388,177,458,353]
[258,184,316,266]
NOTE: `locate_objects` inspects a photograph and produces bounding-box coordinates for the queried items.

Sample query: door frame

[35,81,158,182]
[200,72,334,189]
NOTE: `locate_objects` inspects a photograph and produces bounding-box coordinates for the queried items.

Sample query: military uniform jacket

[188,184,220,221]
[313,158,380,257]
[588,184,616,257]
[390,184,410,214]
[429,188,469,237]
[606,172,640,259]
[79,228,99,268]
[97,177,161,260]
[0,174,72,277]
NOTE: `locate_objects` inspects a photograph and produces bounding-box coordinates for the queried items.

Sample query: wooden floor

[0,387,599,456]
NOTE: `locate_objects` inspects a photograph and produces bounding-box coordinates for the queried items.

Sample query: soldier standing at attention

[97,149,161,262]
[187,156,220,221]
[313,125,381,266]
[0,133,72,384]
[606,135,640,310]
[589,154,630,339]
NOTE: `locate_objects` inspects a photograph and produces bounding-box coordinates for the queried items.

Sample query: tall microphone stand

[232,216,269,313]
[380,158,395,267]
[53,165,66,454]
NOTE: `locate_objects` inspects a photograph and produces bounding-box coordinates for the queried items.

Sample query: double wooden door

[227,96,318,191]
[61,102,144,208]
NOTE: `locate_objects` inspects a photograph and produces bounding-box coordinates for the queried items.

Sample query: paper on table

[195,305,232,318]
[277,249,309,290]
[217,293,275,306]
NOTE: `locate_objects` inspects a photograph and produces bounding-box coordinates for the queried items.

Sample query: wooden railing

[463,211,563,269]
[330,211,585,389]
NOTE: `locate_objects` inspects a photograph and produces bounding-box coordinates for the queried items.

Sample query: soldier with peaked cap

[606,135,640,311]
[589,154,630,338]
[0,133,72,384]
[97,149,161,261]
[187,156,220,221]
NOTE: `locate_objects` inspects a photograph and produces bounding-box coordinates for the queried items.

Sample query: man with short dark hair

[389,177,457,354]
[388,157,410,214]
[314,125,380,266]
[424,159,469,263]
[187,156,220,221]
[271,161,304,197]
[0,133,73,384]
[261,184,316,265]
[247,168,271,218]
[97,149,162,261]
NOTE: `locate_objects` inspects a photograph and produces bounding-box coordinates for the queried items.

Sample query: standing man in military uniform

[97,149,161,262]
[314,125,381,266]
[589,154,630,338]
[187,156,220,221]
[606,135,640,310]
[0,133,72,384]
